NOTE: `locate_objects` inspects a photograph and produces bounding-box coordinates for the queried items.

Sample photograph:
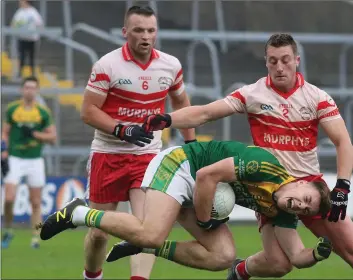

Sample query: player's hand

[196,217,229,230]
[313,236,332,261]
[113,124,154,147]
[21,125,34,138]
[1,158,9,177]
[143,114,171,132]
[328,179,350,222]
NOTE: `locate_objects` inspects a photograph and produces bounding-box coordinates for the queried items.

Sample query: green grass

[2,224,352,279]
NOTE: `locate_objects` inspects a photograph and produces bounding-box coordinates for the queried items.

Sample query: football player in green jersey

[39,140,331,272]
[2,76,56,249]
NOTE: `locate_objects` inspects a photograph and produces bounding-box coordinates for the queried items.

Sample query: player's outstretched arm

[144,99,235,132]
[321,118,353,222]
[171,99,234,129]
[274,227,332,268]
[194,157,236,225]
[169,91,196,142]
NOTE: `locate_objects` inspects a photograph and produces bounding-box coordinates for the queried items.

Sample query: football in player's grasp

[211,182,236,220]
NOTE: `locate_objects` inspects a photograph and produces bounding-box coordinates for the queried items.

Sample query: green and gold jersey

[6,100,53,159]
[182,141,298,228]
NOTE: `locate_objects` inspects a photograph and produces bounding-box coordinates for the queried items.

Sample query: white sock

[72,205,90,226]
[142,248,156,254]
[83,270,103,280]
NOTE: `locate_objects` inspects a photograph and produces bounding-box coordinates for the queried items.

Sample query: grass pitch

[2,224,352,279]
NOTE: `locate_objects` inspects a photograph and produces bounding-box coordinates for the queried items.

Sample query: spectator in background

[1,76,56,249]
[11,0,43,77]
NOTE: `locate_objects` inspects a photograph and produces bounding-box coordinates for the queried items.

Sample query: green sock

[84,209,105,228]
[155,240,177,260]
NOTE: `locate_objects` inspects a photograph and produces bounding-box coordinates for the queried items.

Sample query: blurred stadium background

[1,0,353,279]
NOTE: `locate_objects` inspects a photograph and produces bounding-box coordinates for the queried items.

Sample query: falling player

[140,33,353,278]
[79,5,195,280]
[39,140,332,272]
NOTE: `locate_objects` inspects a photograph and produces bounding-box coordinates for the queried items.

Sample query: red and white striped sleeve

[317,89,341,123]
[169,59,185,96]
[223,87,247,113]
[86,61,111,96]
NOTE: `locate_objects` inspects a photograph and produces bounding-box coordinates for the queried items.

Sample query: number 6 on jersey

[142,81,149,90]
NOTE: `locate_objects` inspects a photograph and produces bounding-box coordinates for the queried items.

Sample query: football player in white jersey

[80,5,195,280]
[142,33,353,278]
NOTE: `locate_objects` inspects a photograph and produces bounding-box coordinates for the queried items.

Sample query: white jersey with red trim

[86,43,184,155]
[224,73,341,178]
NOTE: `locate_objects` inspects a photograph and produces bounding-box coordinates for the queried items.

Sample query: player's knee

[143,234,165,248]
[86,228,109,246]
[30,201,41,211]
[215,248,236,271]
[204,247,236,271]
[271,259,292,277]
[337,244,353,268]
[4,196,15,203]
[4,184,16,202]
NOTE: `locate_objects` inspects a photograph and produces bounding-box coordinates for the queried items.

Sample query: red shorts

[87,153,156,203]
[256,174,329,231]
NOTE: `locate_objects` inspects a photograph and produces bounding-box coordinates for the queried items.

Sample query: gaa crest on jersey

[260,104,274,111]
[158,77,173,90]
[246,161,259,174]
[299,107,312,120]
[117,79,132,85]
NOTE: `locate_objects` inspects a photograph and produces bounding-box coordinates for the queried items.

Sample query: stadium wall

[1,174,353,223]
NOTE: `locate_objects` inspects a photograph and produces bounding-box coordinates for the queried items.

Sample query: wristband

[336,179,351,192]
[312,249,320,262]
[1,140,7,152]
[112,124,125,140]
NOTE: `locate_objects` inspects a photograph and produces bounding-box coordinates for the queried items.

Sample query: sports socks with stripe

[142,240,177,260]
[72,206,104,228]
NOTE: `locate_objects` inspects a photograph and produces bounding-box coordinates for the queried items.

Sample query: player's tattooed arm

[194,157,237,223]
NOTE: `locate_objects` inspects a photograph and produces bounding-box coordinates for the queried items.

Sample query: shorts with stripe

[87,152,156,203]
[141,146,195,206]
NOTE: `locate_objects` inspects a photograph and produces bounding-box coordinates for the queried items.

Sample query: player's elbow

[49,133,57,144]
[80,106,91,125]
[292,262,307,269]
[196,168,214,183]
[202,107,213,123]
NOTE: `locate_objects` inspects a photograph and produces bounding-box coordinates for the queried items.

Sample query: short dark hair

[22,76,39,87]
[311,181,332,219]
[124,5,155,24]
[265,33,298,56]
